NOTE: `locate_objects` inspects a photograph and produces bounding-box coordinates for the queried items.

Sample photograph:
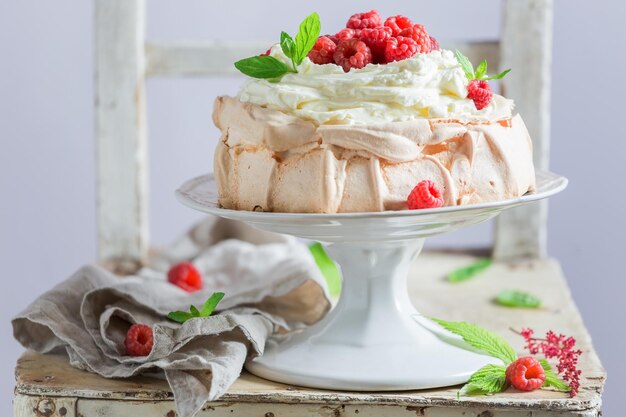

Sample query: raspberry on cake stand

[176,171,567,391]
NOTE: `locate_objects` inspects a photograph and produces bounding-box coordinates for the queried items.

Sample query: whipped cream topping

[237,45,514,125]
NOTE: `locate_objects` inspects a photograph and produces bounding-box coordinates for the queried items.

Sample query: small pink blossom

[520,327,582,397]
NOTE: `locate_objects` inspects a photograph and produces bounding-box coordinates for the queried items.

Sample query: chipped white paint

[95,0,149,264]
[13,394,76,417]
[65,398,599,417]
[494,0,554,260]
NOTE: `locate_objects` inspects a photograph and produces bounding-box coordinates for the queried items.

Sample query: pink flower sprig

[520,328,582,397]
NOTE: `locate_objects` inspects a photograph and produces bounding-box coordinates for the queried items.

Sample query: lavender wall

[1,1,624,415]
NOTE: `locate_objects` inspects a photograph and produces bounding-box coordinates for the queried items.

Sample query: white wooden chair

[14,1,606,416]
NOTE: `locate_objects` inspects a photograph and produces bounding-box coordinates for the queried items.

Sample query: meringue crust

[213,96,535,213]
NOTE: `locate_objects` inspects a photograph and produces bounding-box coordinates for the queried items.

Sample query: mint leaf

[309,242,341,296]
[475,60,488,80]
[201,291,225,316]
[459,364,508,397]
[167,292,226,324]
[432,318,518,364]
[540,359,571,391]
[294,12,321,64]
[234,56,290,79]
[447,258,492,283]
[484,69,511,80]
[454,50,475,80]
[280,31,296,59]
[167,311,193,324]
[495,289,541,308]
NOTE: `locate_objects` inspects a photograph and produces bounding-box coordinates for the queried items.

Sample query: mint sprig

[294,12,321,64]
[167,292,225,324]
[458,364,508,397]
[540,359,571,392]
[434,318,574,397]
[432,318,518,364]
[447,258,492,283]
[234,56,292,79]
[495,289,542,308]
[234,12,320,79]
[454,50,511,81]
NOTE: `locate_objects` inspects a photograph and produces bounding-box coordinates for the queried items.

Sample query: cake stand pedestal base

[246,239,498,391]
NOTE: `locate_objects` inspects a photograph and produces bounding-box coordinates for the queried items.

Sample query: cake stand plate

[176,171,567,391]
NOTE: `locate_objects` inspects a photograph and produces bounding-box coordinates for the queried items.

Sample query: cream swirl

[237,45,514,125]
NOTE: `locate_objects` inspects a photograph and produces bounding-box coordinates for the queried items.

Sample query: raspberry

[429,36,440,51]
[125,324,154,356]
[398,24,431,53]
[325,33,339,45]
[359,26,392,63]
[167,261,203,293]
[407,180,444,209]
[346,10,382,30]
[308,36,337,65]
[334,28,360,42]
[467,79,493,110]
[506,356,546,391]
[384,15,413,36]
[334,39,373,72]
[384,36,419,63]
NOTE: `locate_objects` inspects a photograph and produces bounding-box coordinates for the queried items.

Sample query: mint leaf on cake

[294,12,321,64]
[234,56,293,79]
[234,12,320,79]
[454,49,510,110]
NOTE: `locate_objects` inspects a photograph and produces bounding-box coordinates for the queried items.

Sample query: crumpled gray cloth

[12,218,331,417]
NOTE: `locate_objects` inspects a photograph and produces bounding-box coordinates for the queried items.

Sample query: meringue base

[213,97,535,213]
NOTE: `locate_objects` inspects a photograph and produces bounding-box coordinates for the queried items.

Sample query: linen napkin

[13,217,331,417]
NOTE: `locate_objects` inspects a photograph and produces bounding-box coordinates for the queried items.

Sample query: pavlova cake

[213,10,535,213]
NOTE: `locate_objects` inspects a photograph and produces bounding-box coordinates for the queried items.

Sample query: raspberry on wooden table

[407,180,444,210]
[167,261,203,293]
[384,15,413,36]
[506,356,546,391]
[359,26,392,63]
[125,324,154,357]
[346,10,382,30]
[398,24,431,53]
[334,39,373,72]
[384,36,419,63]
[308,36,337,65]
[467,79,493,110]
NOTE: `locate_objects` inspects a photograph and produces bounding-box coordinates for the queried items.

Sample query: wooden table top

[14,252,606,416]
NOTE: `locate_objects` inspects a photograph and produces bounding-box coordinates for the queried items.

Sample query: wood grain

[95,0,149,264]
[494,0,554,260]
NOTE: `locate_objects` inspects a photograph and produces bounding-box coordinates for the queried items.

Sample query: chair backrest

[95,0,553,269]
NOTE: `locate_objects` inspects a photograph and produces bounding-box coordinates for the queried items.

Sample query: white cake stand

[176,171,567,391]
